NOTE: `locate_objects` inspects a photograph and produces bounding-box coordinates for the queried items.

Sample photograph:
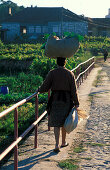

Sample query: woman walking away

[36,57,79,153]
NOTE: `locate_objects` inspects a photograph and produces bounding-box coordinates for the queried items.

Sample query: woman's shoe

[53,148,60,153]
[61,142,69,148]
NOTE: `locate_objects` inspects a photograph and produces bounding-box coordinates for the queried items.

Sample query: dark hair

[57,57,66,66]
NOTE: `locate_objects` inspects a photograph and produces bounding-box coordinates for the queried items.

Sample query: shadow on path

[89,89,110,96]
[2,149,59,170]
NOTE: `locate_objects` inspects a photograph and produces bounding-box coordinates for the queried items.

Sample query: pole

[48,90,51,131]
[35,95,38,148]
[14,108,18,170]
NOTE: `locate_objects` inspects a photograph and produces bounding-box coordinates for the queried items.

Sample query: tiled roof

[92,18,110,26]
[4,6,110,28]
[3,7,86,24]
[84,17,110,28]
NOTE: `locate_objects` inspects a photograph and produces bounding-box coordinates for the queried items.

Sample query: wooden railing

[72,57,95,87]
[0,57,95,170]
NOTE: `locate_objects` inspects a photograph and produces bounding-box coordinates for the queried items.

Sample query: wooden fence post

[14,108,18,170]
[81,65,84,83]
[35,94,38,148]
[48,90,50,131]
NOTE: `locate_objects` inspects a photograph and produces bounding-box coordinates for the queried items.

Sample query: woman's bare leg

[61,126,66,146]
[54,127,60,148]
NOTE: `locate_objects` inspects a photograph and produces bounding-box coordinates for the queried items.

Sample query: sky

[10,0,110,18]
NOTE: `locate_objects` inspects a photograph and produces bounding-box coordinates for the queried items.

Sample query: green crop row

[0,102,46,154]
[0,36,110,60]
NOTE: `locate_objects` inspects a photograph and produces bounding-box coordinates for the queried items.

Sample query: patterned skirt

[48,91,71,127]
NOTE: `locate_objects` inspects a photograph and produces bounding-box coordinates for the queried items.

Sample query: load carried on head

[45,35,80,58]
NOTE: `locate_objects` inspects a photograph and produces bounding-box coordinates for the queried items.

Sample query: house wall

[106,29,110,37]
[88,23,110,37]
[26,21,88,37]
[1,20,88,42]
[26,24,47,40]
[91,27,98,36]
[48,21,88,36]
[1,23,20,41]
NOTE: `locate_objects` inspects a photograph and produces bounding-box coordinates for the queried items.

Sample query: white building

[105,8,110,18]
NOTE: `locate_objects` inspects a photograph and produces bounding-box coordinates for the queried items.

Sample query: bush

[6,73,43,93]
[91,48,99,56]
[0,102,46,155]
[0,93,48,105]
[30,56,56,79]
[0,40,4,48]
[0,93,31,105]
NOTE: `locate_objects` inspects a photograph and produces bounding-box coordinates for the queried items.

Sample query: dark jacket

[38,66,79,106]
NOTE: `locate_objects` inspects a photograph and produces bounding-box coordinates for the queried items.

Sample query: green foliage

[0,74,48,105]
[0,93,48,105]
[66,57,77,70]
[5,73,43,93]
[38,93,48,104]
[30,57,56,79]
[73,144,86,153]
[59,159,79,169]
[44,33,50,40]
[1,36,108,104]
[83,36,110,56]
[63,32,84,41]
[0,93,31,105]
[0,102,46,152]
[86,142,105,147]
[0,0,24,23]
[1,36,109,63]
[0,43,43,60]
[0,94,18,105]
[0,39,4,47]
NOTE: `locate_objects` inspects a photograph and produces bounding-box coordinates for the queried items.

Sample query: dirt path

[1,60,110,170]
[76,60,110,169]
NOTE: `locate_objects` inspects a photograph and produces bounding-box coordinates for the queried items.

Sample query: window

[29,26,34,33]
[53,26,59,33]
[42,26,48,33]
[20,26,27,34]
[23,28,26,34]
[35,26,41,33]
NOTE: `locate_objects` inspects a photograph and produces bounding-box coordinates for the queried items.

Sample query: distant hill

[0,0,24,23]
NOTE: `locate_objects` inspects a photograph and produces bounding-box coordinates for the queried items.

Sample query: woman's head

[57,57,66,66]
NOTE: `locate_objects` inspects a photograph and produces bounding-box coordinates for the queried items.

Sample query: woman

[36,57,79,152]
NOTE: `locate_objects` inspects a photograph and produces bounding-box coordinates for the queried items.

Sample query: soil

[1,59,110,170]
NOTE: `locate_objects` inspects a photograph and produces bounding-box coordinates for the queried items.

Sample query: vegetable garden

[0,36,110,164]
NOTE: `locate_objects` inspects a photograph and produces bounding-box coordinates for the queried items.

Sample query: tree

[0,0,24,23]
